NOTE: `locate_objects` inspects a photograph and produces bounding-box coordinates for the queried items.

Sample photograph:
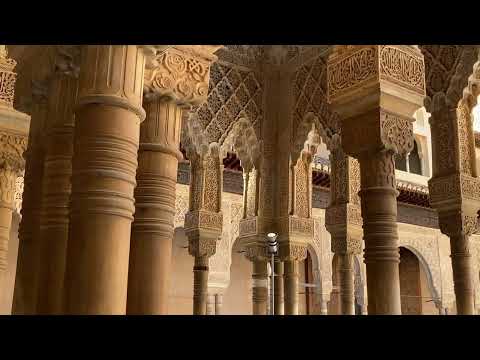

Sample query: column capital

[327,45,426,158]
[278,242,307,262]
[143,45,222,106]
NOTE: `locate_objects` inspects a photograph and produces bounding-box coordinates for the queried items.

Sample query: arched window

[409,140,422,175]
[395,153,407,171]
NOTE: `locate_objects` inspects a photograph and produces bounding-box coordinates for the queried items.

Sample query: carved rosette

[143,46,221,106]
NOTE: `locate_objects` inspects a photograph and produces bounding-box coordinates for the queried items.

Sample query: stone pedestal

[64,45,146,314]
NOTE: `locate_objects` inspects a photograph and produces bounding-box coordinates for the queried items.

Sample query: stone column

[206,293,215,315]
[3,49,38,315]
[127,46,219,315]
[35,47,79,314]
[184,142,223,315]
[215,293,223,315]
[0,46,29,280]
[327,45,425,314]
[450,233,475,315]
[251,258,268,315]
[326,140,362,315]
[63,45,146,314]
[427,63,480,315]
[274,260,284,315]
[284,259,299,315]
[320,300,328,315]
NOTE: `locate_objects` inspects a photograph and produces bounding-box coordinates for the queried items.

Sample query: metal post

[271,253,275,315]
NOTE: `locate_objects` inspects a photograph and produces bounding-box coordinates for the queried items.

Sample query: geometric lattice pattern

[292,54,340,137]
[192,62,264,145]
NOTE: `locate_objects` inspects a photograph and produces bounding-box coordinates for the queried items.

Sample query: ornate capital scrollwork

[0,131,27,174]
[143,46,222,106]
[438,210,478,238]
[278,242,307,261]
[331,234,362,255]
[380,110,414,156]
[0,45,17,108]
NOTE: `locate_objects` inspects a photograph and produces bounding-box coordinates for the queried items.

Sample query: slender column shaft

[193,255,209,315]
[274,260,284,315]
[252,259,268,315]
[64,45,145,314]
[359,151,401,315]
[206,293,215,315]
[284,260,299,315]
[127,98,182,314]
[450,234,475,315]
[320,300,328,315]
[215,293,223,315]
[338,253,355,315]
[36,74,77,314]
[13,96,48,314]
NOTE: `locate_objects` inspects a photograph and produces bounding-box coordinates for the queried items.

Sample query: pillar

[252,259,268,315]
[35,47,79,314]
[450,232,475,315]
[327,45,426,315]
[206,293,215,315]
[338,253,355,315]
[320,300,328,315]
[215,293,223,315]
[126,98,183,315]
[192,254,210,315]
[284,260,299,315]
[359,150,402,314]
[0,46,29,279]
[4,50,38,315]
[63,45,146,314]
[274,260,284,315]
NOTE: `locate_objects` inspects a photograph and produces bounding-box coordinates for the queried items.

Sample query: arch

[400,244,440,305]
[292,112,334,164]
[221,116,261,171]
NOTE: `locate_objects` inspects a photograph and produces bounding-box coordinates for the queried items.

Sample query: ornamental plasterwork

[143,45,221,106]
[292,54,339,142]
[190,61,264,145]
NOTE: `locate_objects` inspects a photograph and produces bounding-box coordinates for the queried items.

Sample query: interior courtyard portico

[0,45,479,315]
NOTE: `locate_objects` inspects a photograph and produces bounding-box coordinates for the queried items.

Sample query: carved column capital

[438,210,478,239]
[143,45,222,106]
[327,45,425,158]
[0,45,18,108]
[278,242,307,262]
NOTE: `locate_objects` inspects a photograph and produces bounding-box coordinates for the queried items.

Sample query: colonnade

[1,45,478,315]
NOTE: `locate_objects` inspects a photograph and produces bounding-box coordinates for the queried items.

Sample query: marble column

[126,98,183,315]
[215,293,223,315]
[284,260,299,315]
[327,45,425,315]
[35,47,79,314]
[320,300,328,315]
[359,150,402,314]
[338,253,355,315]
[274,260,284,315]
[206,293,215,315]
[63,45,146,314]
[192,254,210,315]
[450,232,475,315]
[12,79,44,316]
[252,259,268,315]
